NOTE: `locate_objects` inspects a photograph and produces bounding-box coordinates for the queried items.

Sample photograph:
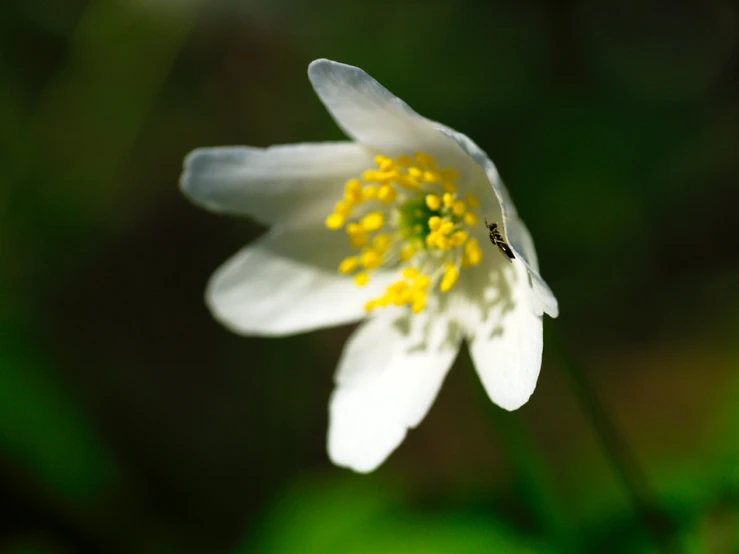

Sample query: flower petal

[436,124,517,223]
[328,308,463,473]
[504,217,559,318]
[461,257,544,411]
[207,224,395,336]
[180,142,373,226]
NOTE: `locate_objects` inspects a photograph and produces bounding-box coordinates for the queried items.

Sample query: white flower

[180,59,559,473]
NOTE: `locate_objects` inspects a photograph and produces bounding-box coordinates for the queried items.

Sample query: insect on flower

[485,217,515,262]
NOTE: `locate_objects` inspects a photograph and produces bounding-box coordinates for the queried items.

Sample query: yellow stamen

[465,193,480,209]
[413,275,431,289]
[452,200,466,216]
[338,256,359,274]
[327,150,482,316]
[325,213,345,230]
[354,272,369,287]
[414,152,436,169]
[422,170,440,184]
[402,267,419,280]
[362,170,379,182]
[440,264,458,292]
[373,233,392,252]
[345,179,362,194]
[378,184,396,203]
[360,249,382,270]
[463,212,478,226]
[363,185,379,200]
[439,221,455,235]
[425,194,441,211]
[396,154,412,167]
[408,167,423,180]
[441,168,459,181]
[361,212,384,232]
[400,245,416,261]
[451,230,468,246]
[335,201,352,217]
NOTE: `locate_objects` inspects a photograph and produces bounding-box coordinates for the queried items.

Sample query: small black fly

[485,218,515,262]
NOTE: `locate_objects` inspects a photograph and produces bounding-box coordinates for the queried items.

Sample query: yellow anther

[413,275,431,289]
[442,181,457,193]
[440,168,459,181]
[374,155,394,171]
[436,236,452,250]
[345,190,363,205]
[362,185,379,200]
[400,245,416,261]
[364,299,377,313]
[440,264,459,292]
[411,292,426,314]
[422,170,440,183]
[398,176,421,190]
[428,216,442,232]
[334,201,352,217]
[408,167,423,180]
[414,152,436,169]
[360,249,382,269]
[452,200,466,216]
[465,193,480,209]
[464,239,482,266]
[376,170,398,183]
[377,295,389,307]
[373,233,392,252]
[463,211,478,226]
[345,179,362,193]
[425,194,441,211]
[349,232,368,249]
[378,184,396,203]
[388,281,408,294]
[361,212,384,232]
[396,154,412,167]
[338,256,359,274]
[354,272,370,287]
[425,233,438,248]
[442,192,455,208]
[451,230,468,246]
[402,267,419,280]
[362,170,380,183]
[440,221,455,235]
[325,213,345,230]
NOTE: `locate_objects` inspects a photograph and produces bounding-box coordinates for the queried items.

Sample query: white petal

[308,59,507,221]
[206,224,395,337]
[328,308,463,473]
[462,257,544,411]
[180,142,373,226]
[504,217,559,318]
[436,124,517,221]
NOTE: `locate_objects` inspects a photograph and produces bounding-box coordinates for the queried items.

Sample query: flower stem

[467,352,573,550]
[548,323,678,553]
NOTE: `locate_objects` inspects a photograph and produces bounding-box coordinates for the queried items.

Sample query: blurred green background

[2,0,739,552]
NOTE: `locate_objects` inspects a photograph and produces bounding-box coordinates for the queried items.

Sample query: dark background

[2,0,738,552]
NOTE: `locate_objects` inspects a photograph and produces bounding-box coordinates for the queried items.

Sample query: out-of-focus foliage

[1,0,738,552]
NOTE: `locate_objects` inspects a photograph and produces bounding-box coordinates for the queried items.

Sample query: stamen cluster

[325,152,483,314]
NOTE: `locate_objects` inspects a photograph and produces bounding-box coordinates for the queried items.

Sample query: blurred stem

[549,323,677,554]
[469,353,573,550]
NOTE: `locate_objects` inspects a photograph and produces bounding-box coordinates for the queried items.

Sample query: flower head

[180,59,559,473]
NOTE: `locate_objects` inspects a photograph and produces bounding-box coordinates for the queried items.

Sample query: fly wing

[497,241,515,262]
